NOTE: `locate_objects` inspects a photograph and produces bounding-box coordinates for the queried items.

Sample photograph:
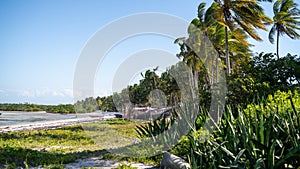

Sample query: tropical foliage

[135,0,300,168]
[228,52,300,106]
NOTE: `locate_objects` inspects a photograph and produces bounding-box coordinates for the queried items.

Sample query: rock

[160,152,190,169]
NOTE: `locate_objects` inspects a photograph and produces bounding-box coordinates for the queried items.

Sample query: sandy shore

[0,117,103,133]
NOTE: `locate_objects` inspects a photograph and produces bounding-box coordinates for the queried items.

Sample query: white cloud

[0,88,75,104]
[18,88,73,98]
[0,88,112,104]
[62,88,73,97]
[20,90,36,97]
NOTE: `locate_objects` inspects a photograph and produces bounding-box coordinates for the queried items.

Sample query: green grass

[0,119,159,168]
[117,163,137,169]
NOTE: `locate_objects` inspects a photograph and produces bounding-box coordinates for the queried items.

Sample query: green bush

[244,90,300,117]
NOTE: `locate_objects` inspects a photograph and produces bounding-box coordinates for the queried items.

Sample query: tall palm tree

[211,0,271,75]
[207,3,253,70]
[269,0,300,59]
[185,2,252,81]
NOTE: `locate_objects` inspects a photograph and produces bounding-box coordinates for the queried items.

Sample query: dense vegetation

[0,103,75,114]
[175,91,300,168]
[132,0,300,168]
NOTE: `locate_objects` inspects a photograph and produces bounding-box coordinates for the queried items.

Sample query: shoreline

[0,117,104,133]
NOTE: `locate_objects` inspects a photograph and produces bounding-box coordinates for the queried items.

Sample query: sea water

[0,111,121,127]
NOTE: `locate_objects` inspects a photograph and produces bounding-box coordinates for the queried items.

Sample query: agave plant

[186,91,300,168]
[135,109,178,139]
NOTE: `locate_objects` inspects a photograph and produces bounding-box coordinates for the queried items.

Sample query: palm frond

[285,27,300,39]
[174,37,186,44]
[273,0,282,15]
[198,2,207,23]
[280,0,293,12]
[234,18,262,40]
[269,25,277,44]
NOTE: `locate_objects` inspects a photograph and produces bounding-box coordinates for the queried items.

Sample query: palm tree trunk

[225,26,231,75]
[216,54,219,83]
[211,58,214,84]
[277,30,280,59]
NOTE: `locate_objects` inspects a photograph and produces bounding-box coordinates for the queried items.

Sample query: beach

[0,111,116,133]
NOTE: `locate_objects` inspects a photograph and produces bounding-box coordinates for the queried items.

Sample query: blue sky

[0,0,299,104]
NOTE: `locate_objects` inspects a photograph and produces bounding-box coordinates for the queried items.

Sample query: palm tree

[269,0,300,59]
[211,0,271,75]
[180,3,251,83]
[207,3,253,70]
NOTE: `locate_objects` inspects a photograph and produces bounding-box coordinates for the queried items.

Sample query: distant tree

[75,97,98,113]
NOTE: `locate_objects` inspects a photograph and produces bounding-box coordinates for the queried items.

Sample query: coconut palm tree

[269,0,300,59]
[206,3,253,71]
[181,2,252,81]
[211,0,271,75]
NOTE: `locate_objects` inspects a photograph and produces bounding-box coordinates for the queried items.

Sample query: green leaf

[267,141,275,169]
[234,149,246,164]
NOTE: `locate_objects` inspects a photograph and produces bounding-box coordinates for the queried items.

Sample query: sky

[0,0,299,105]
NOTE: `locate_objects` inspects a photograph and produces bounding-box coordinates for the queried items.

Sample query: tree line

[0,103,75,114]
